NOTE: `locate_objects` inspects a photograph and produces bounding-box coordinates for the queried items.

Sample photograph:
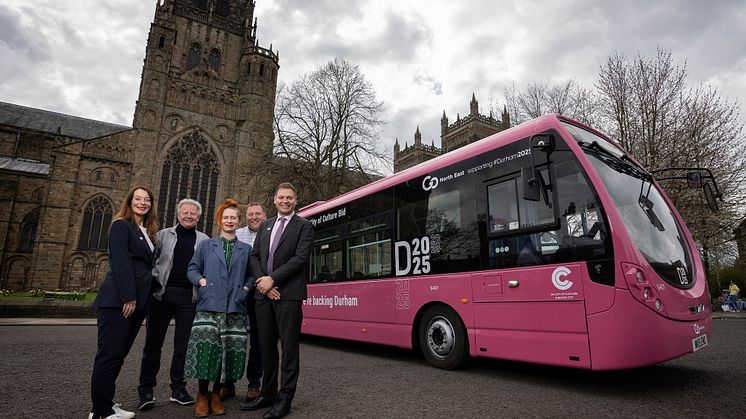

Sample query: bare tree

[498,48,745,273]
[596,48,746,272]
[501,79,603,127]
[269,58,389,204]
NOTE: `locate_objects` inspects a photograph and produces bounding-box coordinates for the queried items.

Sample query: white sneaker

[87,413,124,419]
[112,403,135,419]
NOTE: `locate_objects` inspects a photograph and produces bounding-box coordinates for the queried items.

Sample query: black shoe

[138,392,155,411]
[240,395,277,411]
[169,388,195,405]
[263,399,291,419]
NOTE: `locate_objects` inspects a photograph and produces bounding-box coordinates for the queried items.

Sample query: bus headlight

[655,299,662,310]
[643,288,651,300]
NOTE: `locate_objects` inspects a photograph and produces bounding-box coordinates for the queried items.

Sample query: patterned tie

[267,217,286,273]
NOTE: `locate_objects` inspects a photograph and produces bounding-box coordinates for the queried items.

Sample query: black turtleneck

[168,224,197,288]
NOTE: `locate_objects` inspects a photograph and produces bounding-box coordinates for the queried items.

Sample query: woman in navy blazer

[184,198,276,417]
[89,186,158,419]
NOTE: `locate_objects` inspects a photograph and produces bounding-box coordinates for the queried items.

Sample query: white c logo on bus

[551,266,573,290]
[422,175,439,191]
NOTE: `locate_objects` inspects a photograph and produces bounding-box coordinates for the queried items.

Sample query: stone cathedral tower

[133,0,278,234]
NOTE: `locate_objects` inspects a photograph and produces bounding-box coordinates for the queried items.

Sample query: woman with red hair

[185,198,259,417]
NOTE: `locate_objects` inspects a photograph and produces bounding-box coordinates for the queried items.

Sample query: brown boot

[195,392,210,417]
[210,391,226,415]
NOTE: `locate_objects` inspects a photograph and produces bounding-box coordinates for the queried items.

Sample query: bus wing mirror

[687,171,703,188]
[704,183,719,212]
[522,167,541,201]
[531,133,554,152]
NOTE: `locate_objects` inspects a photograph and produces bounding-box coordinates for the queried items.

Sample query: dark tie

[267,217,286,273]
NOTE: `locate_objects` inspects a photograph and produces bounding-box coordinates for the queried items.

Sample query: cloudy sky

[1,0,745,165]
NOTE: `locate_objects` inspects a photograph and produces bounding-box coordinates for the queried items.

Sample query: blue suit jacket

[93,219,155,312]
[187,237,254,313]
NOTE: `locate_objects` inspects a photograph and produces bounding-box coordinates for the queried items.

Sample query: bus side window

[312,225,345,283]
[487,180,519,232]
[347,213,392,279]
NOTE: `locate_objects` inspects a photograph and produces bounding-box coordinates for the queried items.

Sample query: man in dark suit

[241,183,313,419]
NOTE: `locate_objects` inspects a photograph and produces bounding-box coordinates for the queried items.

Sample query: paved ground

[0,315,744,419]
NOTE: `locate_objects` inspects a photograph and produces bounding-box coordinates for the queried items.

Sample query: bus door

[472,169,591,368]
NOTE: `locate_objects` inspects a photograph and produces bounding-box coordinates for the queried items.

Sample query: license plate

[692,334,708,352]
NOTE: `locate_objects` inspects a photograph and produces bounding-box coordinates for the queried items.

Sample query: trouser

[256,298,303,402]
[138,286,196,395]
[245,294,263,389]
[91,307,148,417]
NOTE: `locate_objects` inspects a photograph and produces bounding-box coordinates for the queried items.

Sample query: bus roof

[298,114,586,217]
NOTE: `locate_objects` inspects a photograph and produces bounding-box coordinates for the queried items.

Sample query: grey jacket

[152,224,209,301]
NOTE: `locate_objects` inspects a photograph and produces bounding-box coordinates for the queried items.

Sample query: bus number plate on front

[692,334,708,352]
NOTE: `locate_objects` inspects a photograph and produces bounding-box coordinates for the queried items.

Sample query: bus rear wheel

[419,305,468,369]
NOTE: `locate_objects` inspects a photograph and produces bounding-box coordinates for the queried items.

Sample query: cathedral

[0,0,278,290]
[393,94,510,172]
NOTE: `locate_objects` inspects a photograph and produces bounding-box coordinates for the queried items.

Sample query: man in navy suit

[241,183,313,419]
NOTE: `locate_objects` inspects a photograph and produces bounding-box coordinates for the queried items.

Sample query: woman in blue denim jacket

[184,198,278,417]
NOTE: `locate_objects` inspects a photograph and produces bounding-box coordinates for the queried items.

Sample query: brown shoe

[219,384,235,401]
[210,392,226,415]
[245,387,261,402]
[194,392,209,418]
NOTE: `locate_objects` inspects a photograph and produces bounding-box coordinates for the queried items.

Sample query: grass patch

[0,290,97,302]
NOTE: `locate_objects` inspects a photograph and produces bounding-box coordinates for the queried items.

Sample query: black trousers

[256,298,303,401]
[245,292,263,388]
[91,307,148,417]
[138,286,196,395]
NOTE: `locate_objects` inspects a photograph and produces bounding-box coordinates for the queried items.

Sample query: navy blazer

[250,214,313,301]
[94,219,155,312]
[187,237,254,313]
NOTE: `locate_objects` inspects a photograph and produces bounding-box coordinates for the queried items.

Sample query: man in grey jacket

[137,199,209,411]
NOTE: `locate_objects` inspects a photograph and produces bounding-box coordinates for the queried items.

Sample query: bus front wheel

[419,305,468,369]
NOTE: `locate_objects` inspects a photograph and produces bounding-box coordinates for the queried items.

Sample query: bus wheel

[419,305,468,369]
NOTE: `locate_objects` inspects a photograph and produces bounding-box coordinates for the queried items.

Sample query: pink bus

[298,114,713,370]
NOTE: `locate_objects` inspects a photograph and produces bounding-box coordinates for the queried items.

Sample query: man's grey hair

[177,198,203,216]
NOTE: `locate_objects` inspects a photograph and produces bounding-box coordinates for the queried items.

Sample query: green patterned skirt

[184,311,247,382]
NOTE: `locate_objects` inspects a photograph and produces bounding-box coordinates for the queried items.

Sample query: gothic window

[109,173,117,184]
[78,195,114,251]
[158,35,165,49]
[215,0,230,17]
[208,49,221,72]
[31,187,44,202]
[247,62,251,75]
[187,43,201,70]
[158,130,220,235]
[259,63,264,77]
[18,208,40,252]
[95,171,102,182]
[193,0,208,10]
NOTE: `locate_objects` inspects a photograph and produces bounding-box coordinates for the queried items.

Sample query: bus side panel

[470,264,590,368]
[301,317,412,349]
[335,280,398,343]
[587,288,712,370]
[472,301,591,368]
[304,280,407,346]
[303,283,339,321]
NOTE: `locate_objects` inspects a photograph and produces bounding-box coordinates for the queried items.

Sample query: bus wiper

[638,194,665,232]
[582,141,653,183]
